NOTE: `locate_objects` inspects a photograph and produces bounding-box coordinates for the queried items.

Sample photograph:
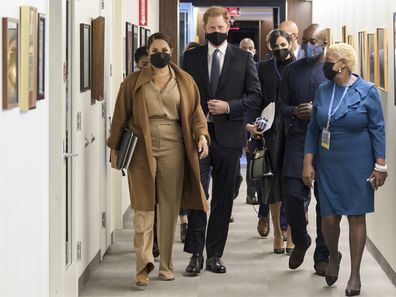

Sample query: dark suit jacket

[182,44,262,148]
[278,58,327,178]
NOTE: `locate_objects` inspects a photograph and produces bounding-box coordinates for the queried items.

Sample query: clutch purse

[117,129,138,172]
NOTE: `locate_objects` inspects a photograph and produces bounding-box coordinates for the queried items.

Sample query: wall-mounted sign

[139,0,147,26]
[225,7,240,17]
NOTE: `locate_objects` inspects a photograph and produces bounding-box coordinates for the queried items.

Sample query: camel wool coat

[107,62,209,211]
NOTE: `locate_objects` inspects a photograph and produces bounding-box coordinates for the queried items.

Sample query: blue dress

[304,76,385,216]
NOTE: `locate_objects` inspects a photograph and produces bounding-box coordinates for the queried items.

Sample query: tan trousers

[134,120,185,278]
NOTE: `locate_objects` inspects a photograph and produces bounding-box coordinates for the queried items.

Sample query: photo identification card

[321,128,330,150]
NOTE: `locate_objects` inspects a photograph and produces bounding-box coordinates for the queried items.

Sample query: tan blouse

[143,66,181,120]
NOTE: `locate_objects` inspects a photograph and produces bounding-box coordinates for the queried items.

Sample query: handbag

[117,128,138,175]
[248,143,274,181]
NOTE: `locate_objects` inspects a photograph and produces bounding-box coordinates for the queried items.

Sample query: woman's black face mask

[323,61,338,81]
[150,52,170,68]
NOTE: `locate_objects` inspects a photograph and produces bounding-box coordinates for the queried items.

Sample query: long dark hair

[269,29,294,60]
[147,32,173,50]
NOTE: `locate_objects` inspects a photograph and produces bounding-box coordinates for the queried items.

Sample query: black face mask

[150,52,170,68]
[206,32,228,46]
[273,48,290,62]
[323,61,338,81]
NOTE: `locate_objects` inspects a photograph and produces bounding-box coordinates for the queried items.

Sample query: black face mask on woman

[206,32,227,46]
[150,52,170,68]
[323,61,338,81]
[273,48,290,62]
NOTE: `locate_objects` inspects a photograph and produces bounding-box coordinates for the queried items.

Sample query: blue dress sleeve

[304,88,322,154]
[366,86,386,158]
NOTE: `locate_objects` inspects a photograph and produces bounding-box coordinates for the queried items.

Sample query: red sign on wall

[139,0,148,26]
[225,7,240,17]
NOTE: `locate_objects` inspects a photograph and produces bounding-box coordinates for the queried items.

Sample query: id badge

[321,128,330,150]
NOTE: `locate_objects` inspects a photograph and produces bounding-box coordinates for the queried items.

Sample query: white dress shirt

[208,41,228,80]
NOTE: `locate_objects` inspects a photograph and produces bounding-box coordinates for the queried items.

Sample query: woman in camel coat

[107,32,209,287]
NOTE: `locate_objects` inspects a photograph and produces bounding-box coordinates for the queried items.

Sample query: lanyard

[326,83,349,129]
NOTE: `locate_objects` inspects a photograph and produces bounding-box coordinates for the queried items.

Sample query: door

[49,0,78,296]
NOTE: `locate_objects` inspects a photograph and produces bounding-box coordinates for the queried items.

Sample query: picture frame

[367,32,376,84]
[37,13,45,100]
[92,16,105,101]
[393,13,396,104]
[358,31,368,79]
[80,23,91,92]
[347,34,354,49]
[375,28,388,91]
[125,22,133,75]
[2,17,18,109]
[325,28,333,46]
[139,26,145,46]
[132,24,138,71]
[145,28,151,44]
[19,6,38,111]
[342,25,348,43]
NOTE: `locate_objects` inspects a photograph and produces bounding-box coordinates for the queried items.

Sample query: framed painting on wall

[325,28,333,46]
[394,13,396,104]
[139,26,145,46]
[375,28,388,91]
[132,24,138,71]
[37,13,45,100]
[358,31,368,79]
[20,6,38,112]
[347,34,354,49]
[80,23,91,92]
[92,16,105,101]
[342,25,348,43]
[145,29,151,44]
[2,17,18,110]
[125,22,133,75]
[367,32,376,84]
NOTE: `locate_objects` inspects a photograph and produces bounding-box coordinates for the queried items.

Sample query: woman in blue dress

[303,43,387,296]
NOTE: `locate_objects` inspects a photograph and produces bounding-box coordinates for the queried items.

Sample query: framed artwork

[92,16,105,101]
[125,22,133,75]
[37,13,45,100]
[132,24,138,71]
[139,26,145,46]
[358,31,368,79]
[375,28,388,91]
[394,13,396,104]
[367,32,376,84]
[347,34,354,48]
[145,29,151,44]
[2,17,18,109]
[20,6,38,111]
[342,25,348,43]
[80,23,91,92]
[325,28,333,46]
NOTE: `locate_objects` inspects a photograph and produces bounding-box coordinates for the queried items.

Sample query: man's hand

[294,102,313,120]
[110,149,119,169]
[208,99,229,115]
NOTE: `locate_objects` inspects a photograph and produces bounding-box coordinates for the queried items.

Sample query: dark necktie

[210,49,220,97]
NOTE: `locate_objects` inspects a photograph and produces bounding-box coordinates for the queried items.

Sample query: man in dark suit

[182,6,261,275]
[278,24,329,275]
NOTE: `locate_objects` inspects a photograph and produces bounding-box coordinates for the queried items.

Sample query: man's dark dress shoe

[289,235,311,270]
[185,254,203,276]
[345,288,360,296]
[206,256,226,273]
[325,252,342,286]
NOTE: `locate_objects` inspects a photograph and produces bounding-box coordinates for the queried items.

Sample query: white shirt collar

[208,41,228,56]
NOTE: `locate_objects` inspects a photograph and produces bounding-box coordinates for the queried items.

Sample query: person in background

[134,45,149,70]
[278,20,305,241]
[247,29,295,253]
[303,43,387,296]
[278,24,329,276]
[182,6,261,275]
[108,32,209,287]
[279,20,305,60]
[179,40,201,243]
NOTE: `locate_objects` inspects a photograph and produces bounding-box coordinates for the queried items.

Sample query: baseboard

[366,237,396,287]
[78,250,101,295]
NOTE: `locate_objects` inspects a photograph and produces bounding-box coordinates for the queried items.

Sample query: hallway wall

[0,1,49,297]
[312,0,396,274]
